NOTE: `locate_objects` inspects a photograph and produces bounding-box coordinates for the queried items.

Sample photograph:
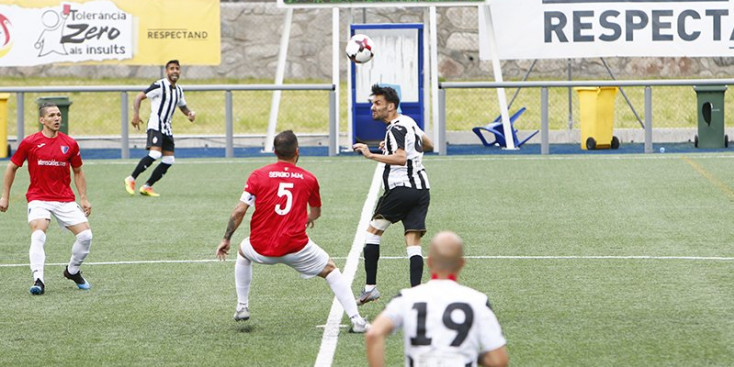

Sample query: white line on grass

[313,163,383,367]
[82,153,734,166]
[2,255,732,268]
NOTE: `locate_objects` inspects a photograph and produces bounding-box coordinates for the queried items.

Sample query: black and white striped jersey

[382,115,430,190]
[144,78,187,136]
[381,280,507,367]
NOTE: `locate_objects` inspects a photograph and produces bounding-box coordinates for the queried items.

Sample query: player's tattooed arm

[224,215,240,240]
[217,201,249,260]
[223,201,249,240]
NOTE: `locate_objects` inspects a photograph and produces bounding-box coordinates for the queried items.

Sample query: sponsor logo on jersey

[37,159,66,166]
[36,143,46,148]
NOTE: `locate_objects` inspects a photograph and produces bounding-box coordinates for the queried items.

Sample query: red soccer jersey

[10,132,82,203]
[243,161,321,257]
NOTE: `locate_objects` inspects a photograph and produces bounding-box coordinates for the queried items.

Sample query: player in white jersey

[366,231,509,367]
[353,84,434,306]
[124,59,196,197]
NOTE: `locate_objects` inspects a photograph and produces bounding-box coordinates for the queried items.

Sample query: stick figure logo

[35,8,69,57]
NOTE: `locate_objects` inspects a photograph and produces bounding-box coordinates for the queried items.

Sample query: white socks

[235,253,252,307]
[407,245,422,258]
[29,230,46,282]
[68,229,93,274]
[365,232,381,245]
[325,268,361,320]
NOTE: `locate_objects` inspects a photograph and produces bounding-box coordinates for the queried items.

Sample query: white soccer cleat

[356,287,381,306]
[234,305,250,321]
[349,317,370,334]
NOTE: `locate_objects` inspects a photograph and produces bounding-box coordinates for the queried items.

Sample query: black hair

[39,102,58,117]
[165,59,180,69]
[371,84,400,109]
[274,130,299,159]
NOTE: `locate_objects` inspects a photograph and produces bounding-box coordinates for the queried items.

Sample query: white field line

[2,255,733,268]
[313,163,383,367]
[80,153,734,167]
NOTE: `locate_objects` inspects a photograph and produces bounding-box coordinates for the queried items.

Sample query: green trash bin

[36,96,72,135]
[693,86,727,149]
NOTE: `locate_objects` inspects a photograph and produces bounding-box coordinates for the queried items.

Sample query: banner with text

[480,0,734,60]
[0,0,220,66]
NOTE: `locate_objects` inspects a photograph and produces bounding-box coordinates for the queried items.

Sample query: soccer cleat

[29,279,45,295]
[124,176,136,195]
[234,305,250,321]
[356,287,381,306]
[348,317,370,333]
[139,185,160,197]
[63,266,91,290]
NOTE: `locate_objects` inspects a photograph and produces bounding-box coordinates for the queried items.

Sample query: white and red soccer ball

[345,34,374,64]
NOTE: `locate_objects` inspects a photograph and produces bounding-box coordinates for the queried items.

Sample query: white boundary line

[2,255,732,268]
[2,255,733,268]
[313,163,383,367]
[78,153,734,166]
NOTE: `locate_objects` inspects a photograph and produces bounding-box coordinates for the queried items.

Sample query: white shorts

[27,200,88,228]
[239,238,329,279]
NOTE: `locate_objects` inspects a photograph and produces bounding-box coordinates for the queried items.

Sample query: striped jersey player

[124,59,196,197]
[366,232,509,367]
[352,84,434,307]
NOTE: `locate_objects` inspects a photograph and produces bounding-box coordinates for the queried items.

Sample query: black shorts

[373,186,430,235]
[146,129,175,152]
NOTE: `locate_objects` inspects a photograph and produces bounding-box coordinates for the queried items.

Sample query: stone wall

[2,2,733,81]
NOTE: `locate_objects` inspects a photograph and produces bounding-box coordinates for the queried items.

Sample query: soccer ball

[345,34,374,64]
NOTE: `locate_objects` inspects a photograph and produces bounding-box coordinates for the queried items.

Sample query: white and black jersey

[383,115,430,190]
[382,280,507,367]
[144,78,187,136]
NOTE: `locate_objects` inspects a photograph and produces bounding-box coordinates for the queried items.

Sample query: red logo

[0,13,13,58]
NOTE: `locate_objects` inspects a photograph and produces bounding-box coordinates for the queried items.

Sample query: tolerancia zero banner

[480,0,734,60]
[0,0,220,66]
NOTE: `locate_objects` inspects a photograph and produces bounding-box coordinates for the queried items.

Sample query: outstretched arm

[0,162,19,212]
[365,313,396,367]
[179,105,196,122]
[306,205,321,228]
[216,201,250,260]
[72,166,91,217]
[421,134,434,152]
[480,345,509,367]
[353,144,407,166]
[131,92,147,130]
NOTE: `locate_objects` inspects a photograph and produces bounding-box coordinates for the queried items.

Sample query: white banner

[480,0,734,60]
[0,1,133,66]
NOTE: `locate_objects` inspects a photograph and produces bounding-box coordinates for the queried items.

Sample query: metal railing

[438,78,734,155]
[5,78,734,158]
[0,84,337,158]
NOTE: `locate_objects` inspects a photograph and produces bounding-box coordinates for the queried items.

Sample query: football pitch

[1,153,733,366]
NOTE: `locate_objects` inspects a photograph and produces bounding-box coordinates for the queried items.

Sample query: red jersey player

[0,103,93,295]
[215,130,369,333]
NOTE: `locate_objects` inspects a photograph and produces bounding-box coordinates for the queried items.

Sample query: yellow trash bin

[0,93,9,158]
[576,87,620,150]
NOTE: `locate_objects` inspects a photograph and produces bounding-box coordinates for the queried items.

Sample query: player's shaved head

[428,231,465,275]
[274,130,299,160]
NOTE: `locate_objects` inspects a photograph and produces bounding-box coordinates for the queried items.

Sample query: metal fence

[3,78,734,158]
[438,78,734,155]
[0,84,337,158]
